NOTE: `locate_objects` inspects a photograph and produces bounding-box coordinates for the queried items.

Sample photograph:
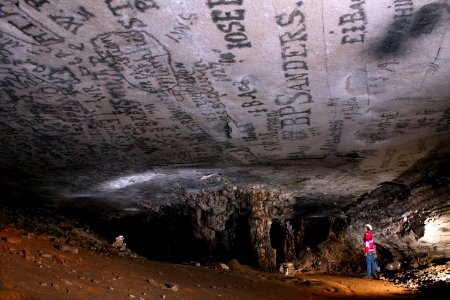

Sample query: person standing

[363,224,377,278]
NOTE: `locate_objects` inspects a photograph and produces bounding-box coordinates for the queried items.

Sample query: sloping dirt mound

[0,225,420,300]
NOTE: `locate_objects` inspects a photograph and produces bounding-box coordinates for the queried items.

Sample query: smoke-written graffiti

[0,1,64,45]
[91,31,177,93]
[338,0,367,44]
[105,0,159,29]
[274,1,313,141]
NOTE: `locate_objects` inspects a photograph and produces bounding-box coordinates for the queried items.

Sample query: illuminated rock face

[0,1,449,269]
[181,158,449,272]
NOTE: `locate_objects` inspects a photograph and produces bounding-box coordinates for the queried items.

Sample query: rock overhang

[0,0,449,212]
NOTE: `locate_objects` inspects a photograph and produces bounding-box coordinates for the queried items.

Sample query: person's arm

[364,234,369,255]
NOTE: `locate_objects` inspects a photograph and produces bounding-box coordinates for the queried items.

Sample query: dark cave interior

[1,0,450,297]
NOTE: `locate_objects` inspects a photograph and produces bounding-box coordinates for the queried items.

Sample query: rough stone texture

[0,0,449,205]
[176,153,450,273]
[292,155,450,274]
[0,0,449,284]
[184,186,292,271]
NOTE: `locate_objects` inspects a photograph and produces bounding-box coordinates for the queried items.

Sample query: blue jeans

[366,251,377,276]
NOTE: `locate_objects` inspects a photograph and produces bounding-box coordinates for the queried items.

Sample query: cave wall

[184,185,292,271]
[179,155,449,272]
[0,0,449,205]
[0,0,449,276]
[1,153,448,274]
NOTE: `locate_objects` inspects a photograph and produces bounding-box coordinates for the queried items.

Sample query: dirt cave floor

[0,226,426,300]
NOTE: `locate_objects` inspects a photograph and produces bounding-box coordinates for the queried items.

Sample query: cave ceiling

[1,0,449,211]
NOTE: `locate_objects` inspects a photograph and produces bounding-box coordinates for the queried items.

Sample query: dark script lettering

[207,0,252,52]
[339,0,367,44]
[0,2,64,45]
[274,1,313,139]
[105,0,159,29]
[48,6,95,35]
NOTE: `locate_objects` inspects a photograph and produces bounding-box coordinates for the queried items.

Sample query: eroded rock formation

[184,185,291,271]
[0,0,449,293]
[178,153,450,276]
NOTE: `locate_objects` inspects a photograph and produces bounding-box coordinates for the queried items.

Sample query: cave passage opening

[270,220,286,264]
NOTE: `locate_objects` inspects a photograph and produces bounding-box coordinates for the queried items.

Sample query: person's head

[365,224,372,231]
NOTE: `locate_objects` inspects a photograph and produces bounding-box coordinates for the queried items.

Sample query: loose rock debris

[112,235,126,251]
[0,207,442,300]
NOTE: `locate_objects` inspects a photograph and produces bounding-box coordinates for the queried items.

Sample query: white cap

[365,224,372,230]
[117,235,124,240]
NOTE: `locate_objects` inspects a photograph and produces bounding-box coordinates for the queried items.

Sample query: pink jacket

[364,231,374,254]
